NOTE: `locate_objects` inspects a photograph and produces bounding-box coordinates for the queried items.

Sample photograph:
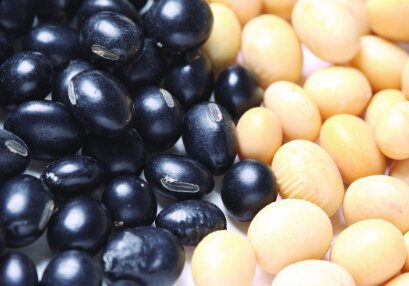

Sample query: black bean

[182,102,237,175]
[0,31,13,65]
[156,200,226,246]
[0,175,55,247]
[102,227,184,286]
[112,281,141,286]
[0,0,34,36]
[34,0,82,23]
[145,153,215,201]
[0,252,38,286]
[4,100,85,161]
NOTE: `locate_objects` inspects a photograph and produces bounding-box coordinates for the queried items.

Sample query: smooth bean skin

[262,0,296,20]
[4,100,85,161]
[344,175,409,233]
[183,102,237,175]
[144,0,213,54]
[403,231,409,271]
[163,52,214,110]
[203,4,241,73]
[156,200,226,246]
[82,130,145,178]
[241,15,302,88]
[0,175,55,247]
[41,155,104,199]
[402,59,409,100]
[0,129,29,181]
[248,199,333,275]
[79,12,144,66]
[236,107,282,165]
[131,86,184,152]
[47,196,111,254]
[221,160,278,221]
[144,153,215,201]
[0,31,13,64]
[52,60,94,106]
[320,114,386,185]
[0,252,38,286]
[102,227,185,286]
[0,0,34,36]
[102,176,157,228]
[112,281,141,286]
[22,24,81,70]
[34,0,82,23]
[337,0,369,36]
[303,67,372,120]
[390,159,409,186]
[0,51,53,107]
[191,230,256,286]
[330,219,406,286]
[386,273,409,286]
[264,81,321,141]
[365,89,406,128]
[214,65,263,121]
[272,140,344,217]
[351,35,409,91]
[272,260,356,286]
[41,250,102,286]
[68,70,134,137]
[208,0,262,25]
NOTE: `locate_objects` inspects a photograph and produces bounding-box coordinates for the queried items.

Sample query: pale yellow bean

[336,0,370,35]
[208,0,262,25]
[330,219,407,286]
[262,0,296,20]
[403,231,409,272]
[390,159,409,186]
[385,273,409,286]
[403,59,409,100]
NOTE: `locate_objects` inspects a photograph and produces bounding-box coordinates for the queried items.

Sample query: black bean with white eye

[52,60,94,106]
[162,52,214,110]
[22,24,81,70]
[0,51,53,107]
[34,0,82,23]
[182,102,237,175]
[41,155,104,199]
[102,227,184,286]
[156,200,226,246]
[0,175,55,248]
[68,69,134,137]
[0,252,38,286]
[0,31,13,65]
[4,100,85,161]
[132,86,184,152]
[0,0,34,36]
[80,12,144,66]
[0,129,29,182]
[82,129,145,178]
[144,153,214,201]
[102,176,157,228]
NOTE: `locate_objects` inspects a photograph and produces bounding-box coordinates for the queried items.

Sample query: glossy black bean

[4,100,85,161]
[0,52,53,107]
[215,65,263,120]
[0,129,30,181]
[69,69,134,137]
[76,0,139,27]
[52,60,94,106]
[132,87,184,152]
[41,250,102,286]
[117,39,166,89]
[144,153,214,201]
[80,12,144,66]
[162,52,214,110]
[144,0,213,53]
[182,102,237,175]
[112,280,141,286]
[0,252,38,286]
[82,129,145,178]
[47,196,111,254]
[221,160,278,221]
[102,176,156,228]
[34,0,82,23]
[0,31,13,64]
[0,0,34,36]
[41,155,104,199]
[102,227,184,286]
[0,175,55,247]
[22,24,81,70]
[156,200,226,246]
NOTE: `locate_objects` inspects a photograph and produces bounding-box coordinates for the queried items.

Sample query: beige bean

[390,159,409,186]
[336,0,370,35]
[351,35,409,92]
[330,219,407,286]
[303,66,372,120]
[272,140,344,217]
[203,4,241,73]
[403,59,409,100]
[208,0,262,25]
[320,114,386,185]
[248,199,333,275]
[241,15,303,88]
[292,0,360,63]
[403,231,409,272]
[262,0,296,20]
[385,273,409,286]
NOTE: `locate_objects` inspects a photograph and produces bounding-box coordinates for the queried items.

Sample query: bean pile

[0,0,408,285]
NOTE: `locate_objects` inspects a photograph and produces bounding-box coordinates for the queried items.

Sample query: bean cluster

[0,0,409,285]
